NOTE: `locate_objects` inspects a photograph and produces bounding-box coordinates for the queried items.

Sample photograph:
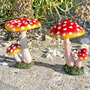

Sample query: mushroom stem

[20,31,32,63]
[75,59,82,68]
[14,53,22,63]
[64,38,75,67]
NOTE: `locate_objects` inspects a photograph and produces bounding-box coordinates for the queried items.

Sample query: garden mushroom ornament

[75,48,88,68]
[5,18,41,65]
[49,20,85,68]
[6,44,21,62]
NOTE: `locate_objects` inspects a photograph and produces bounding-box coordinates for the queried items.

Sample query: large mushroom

[75,48,88,68]
[49,20,85,67]
[5,18,41,65]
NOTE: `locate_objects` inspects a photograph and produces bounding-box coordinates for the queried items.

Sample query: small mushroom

[49,20,85,67]
[75,48,88,68]
[6,44,21,63]
[5,18,41,64]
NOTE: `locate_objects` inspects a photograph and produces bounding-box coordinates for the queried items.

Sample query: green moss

[15,62,34,69]
[63,64,84,75]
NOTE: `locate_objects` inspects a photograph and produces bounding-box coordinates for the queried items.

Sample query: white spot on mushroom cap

[62,33,66,36]
[13,28,15,31]
[76,28,80,31]
[54,26,56,28]
[11,44,14,47]
[56,31,60,35]
[17,25,20,27]
[63,28,67,31]
[58,26,61,29]
[7,24,10,26]
[14,21,18,23]
[69,26,73,28]
[18,20,21,22]
[34,25,36,27]
[64,21,67,23]
[33,21,36,23]
[81,27,83,29]
[63,24,66,26]
[83,54,85,56]
[85,57,87,59]
[24,22,28,25]
[18,23,22,26]
[13,46,16,49]
[77,33,80,35]
[57,35,60,38]
[23,21,25,23]
[18,46,21,48]
[69,32,72,35]
[21,27,24,29]
[76,25,79,27]
[10,25,13,27]
[8,48,10,50]
[86,52,88,54]
[80,57,83,60]
[10,50,13,52]
[28,25,31,28]
[51,32,54,35]
[12,22,15,24]
[38,23,41,26]
[58,23,61,25]
[71,23,73,25]
[14,50,16,53]
[30,22,33,24]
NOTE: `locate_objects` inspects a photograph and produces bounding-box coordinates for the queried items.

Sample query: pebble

[81,44,89,50]
[1,41,11,47]
[80,38,90,44]
[0,62,8,66]
[42,48,64,58]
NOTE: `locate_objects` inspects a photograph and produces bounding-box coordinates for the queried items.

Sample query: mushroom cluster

[49,20,85,68]
[5,18,41,64]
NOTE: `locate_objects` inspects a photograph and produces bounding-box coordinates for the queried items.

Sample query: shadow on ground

[0,55,66,74]
[35,61,66,74]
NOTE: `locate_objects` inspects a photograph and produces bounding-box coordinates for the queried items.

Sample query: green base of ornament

[15,62,34,69]
[63,64,84,75]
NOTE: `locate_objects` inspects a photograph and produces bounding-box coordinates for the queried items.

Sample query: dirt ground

[0,37,90,90]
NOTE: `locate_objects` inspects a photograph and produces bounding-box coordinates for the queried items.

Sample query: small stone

[80,38,90,44]
[0,62,8,66]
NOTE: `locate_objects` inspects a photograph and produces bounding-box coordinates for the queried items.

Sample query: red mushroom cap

[49,20,85,38]
[81,48,88,53]
[78,48,88,61]
[6,44,21,55]
[5,18,41,32]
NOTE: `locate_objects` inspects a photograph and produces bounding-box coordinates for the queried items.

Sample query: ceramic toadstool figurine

[6,44,21,62]
[5,18,41,68]
[49,20,86,75]
[75,48,88,68]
